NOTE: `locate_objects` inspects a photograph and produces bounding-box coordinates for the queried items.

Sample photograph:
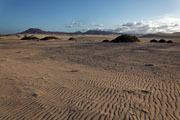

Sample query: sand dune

[0,35,180,120]
[141,33,180,38]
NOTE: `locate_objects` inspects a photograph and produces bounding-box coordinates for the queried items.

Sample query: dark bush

[69,37,76,40]
[40,36,59,40]
[21,35,39,40]
[111,34,140,43]
[102,40,110,43]
[150,39,158,43]
[158,39,166,43]
[167,40,173,43]
[16,34,21,38]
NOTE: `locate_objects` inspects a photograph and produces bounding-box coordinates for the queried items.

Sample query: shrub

[16,34,21,38]
[158,39,166,43]
[40,36,59,40]
[21,35,39,40]
[69,37,76,40]
[102,40,110,43]
[166,40,173,43]
[150,39,158,43]
[111,34,140,43]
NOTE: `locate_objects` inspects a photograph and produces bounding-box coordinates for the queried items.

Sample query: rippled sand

[0,34,180,120]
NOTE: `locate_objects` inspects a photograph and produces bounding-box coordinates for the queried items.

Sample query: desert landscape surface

[0,34,180,120]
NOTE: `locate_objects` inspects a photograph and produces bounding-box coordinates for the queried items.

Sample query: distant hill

[21,28,47,34]
[20,28,117,35]
[174,32,180,34]
[20,28,66,34]
[72,31,83,34]
[141,33,180,38]
[83,30,116,35]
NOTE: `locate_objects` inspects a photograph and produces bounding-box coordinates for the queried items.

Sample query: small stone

[32,93,38,97]
[145,64,154,67]
[71,70,78,72]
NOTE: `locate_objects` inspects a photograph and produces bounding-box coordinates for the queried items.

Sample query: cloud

[66,21,83,28]
[109,16,180,34]
[66,16,180,34]
[91,23,104,30]
[122,22,137,27]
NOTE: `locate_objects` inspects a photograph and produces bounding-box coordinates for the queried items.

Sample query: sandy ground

[0,34,180,120]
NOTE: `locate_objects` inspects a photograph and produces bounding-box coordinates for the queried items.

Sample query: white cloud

[66,16,180,34]
[91,23,104,30]
[109,16,180,34]
[157,16,180,25]
[122,22,137,27]
[66,21,83,28]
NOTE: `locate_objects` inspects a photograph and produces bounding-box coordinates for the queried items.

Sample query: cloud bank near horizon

[110,16,180,34]
[67,16,180,34]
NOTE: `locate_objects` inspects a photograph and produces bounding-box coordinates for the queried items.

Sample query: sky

[0,0,180,34]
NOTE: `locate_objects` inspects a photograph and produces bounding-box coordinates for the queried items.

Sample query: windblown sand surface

[0,34,180,120]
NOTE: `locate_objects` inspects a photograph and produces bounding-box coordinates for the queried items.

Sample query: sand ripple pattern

[0,41,180,120]
[0,69,180,120]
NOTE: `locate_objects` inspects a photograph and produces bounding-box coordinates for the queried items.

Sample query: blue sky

[0,0,180,34]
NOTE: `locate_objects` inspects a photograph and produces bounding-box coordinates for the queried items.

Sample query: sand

[0,34,180,120]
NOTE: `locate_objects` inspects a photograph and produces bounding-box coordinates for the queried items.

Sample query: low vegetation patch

[40,36,59,40]
[150,39,173,43]
[21,35,39,40]
[150,39,158,43]
[111,34,140,43]
[159,39,166,43]
[69,37,76,41]
[167,40,173,43]
[16,34,21,38]
[102,40,110,43]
